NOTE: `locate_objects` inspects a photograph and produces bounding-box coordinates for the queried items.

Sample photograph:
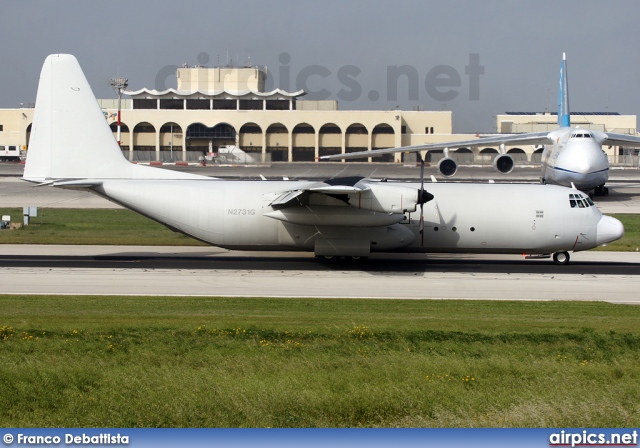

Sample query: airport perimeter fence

[122,150,272,165]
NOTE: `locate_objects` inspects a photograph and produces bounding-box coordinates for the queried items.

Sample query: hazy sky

[2,0,639,132]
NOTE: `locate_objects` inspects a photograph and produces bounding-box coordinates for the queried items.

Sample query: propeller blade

[415,152,435,246]
[419,153,425,194]
[418,152,425,245]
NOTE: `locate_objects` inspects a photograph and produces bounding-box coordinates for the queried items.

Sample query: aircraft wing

[266,177,424,216]
[602,133,640,148]
[268,178,369,208]
[320,132,552,161]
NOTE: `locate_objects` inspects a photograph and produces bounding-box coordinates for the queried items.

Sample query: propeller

[416,152,434,246]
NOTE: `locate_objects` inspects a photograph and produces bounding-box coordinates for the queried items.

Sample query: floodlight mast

[110,77,128,146]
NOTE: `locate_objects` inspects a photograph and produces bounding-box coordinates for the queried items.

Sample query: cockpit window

[569,193,594,208]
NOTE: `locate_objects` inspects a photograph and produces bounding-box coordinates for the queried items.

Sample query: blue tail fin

[557,52,570,127]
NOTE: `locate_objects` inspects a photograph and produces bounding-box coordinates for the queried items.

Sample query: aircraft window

[578,200,585,208]
[570,199,577,208]
[577,194,592,207]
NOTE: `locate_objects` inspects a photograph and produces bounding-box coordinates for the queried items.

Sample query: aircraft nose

[562,143,608,174]
[596,215,624,246]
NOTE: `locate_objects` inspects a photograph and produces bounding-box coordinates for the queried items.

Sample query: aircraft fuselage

[92,180,617,257]
[541,128,609,192]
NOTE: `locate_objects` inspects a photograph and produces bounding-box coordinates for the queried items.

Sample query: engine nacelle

[348,183,422,213]
[493,154,515,174]
[438,157,458,177]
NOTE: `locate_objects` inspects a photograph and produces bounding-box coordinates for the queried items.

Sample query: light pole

[110,77,128,146]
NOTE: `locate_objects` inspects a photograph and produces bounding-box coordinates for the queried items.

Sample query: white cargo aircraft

[216,145,262,164]
[321,54,640,196]
[22,54,624,264]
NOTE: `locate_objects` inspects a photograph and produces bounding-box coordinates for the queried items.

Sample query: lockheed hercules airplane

[321,54,640,196]
[22,54,624,264]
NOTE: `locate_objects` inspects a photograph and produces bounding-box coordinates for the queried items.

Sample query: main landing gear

[592,185,609,197]
[553,251,570,265]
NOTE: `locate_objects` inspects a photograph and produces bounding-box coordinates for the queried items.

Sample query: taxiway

[0,245,638,303]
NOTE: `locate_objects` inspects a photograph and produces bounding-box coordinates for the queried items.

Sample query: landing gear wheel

[553,251,570,265]
[594,185,609,197]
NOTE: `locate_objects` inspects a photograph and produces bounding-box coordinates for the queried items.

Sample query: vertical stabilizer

[23,54,132,182]
[557,52,570,128]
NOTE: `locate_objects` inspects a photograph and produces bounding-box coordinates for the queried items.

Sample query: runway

[1,245,639,303]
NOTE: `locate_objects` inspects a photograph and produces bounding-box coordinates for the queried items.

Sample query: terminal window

[0,124,3,131]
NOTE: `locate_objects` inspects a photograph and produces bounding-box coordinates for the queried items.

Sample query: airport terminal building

[1,64,637,164]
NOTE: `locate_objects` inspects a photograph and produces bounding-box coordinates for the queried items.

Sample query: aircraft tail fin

[557,52,570,128]
[23,54,134,182]
[23,54,202,183]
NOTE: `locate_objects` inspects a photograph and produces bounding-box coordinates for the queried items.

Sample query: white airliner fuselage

[21,54,624,265]
[541,128,610,192]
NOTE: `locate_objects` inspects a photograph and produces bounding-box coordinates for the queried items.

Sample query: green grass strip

[1,296,639,427]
